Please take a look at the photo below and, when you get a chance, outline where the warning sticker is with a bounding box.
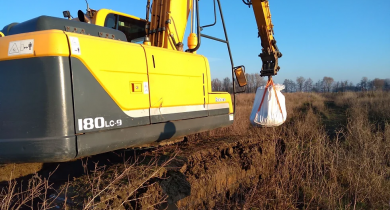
[8,39,34,56]
[69,36,81,55]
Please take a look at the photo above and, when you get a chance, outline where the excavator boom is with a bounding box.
[244,0,282,76]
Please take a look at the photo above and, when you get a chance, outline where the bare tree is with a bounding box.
[385,79,390,91]
[283,79,290,93]
[249,73,257,93]
[222,77,232,93]
[238,73,267,93]
[291,80,297,92]
[312,80,323,92]
[212,78,222,91]
[334,81,340,92]
[372,78,385,91]
[348,81,354,91]
[283,79,296,93]
[368,80,374,91]
[255,73,266,88]
[304,78,313,92]
[296,77,305,92]
[360,77,369,91]
[341,80,349,92]
[213,73,266,93]
[322,77,334,92]
[244,73,252,93]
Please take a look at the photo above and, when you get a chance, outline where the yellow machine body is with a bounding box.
[0,17,233,163]
[68,32,233,119]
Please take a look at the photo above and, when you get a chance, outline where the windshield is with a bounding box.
[105,14,146,43]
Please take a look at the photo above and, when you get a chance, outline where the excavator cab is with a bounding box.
[104,13,146,43]
[65,8,148,44]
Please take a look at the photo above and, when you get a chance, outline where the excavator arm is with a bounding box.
[147,0,193,50]
[244,0,282,76]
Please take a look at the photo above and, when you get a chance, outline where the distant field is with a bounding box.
[1,91,389,209]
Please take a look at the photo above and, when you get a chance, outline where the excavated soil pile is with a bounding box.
[147,137,278,209]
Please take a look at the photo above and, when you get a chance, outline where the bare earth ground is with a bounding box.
[1,91,389,210]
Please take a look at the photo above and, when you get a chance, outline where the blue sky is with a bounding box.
[1,0,389,84]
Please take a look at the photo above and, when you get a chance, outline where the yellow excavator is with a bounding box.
[0,0,282,163]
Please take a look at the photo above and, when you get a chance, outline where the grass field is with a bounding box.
[207,91,390,209]
[1,91,389,209]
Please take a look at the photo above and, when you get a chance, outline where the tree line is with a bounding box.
[211,74,390,93]
[283,76,390,93]
[211,73,267,93]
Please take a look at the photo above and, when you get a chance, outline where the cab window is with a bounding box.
[104,13,146,43]
[104,13,117,30]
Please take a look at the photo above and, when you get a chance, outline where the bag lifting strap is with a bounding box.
[256,77,284,119]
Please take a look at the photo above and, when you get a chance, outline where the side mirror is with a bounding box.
[63,11,72,20]
[234,66,247,87]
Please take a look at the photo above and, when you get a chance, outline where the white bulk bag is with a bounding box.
[250,80,287,127]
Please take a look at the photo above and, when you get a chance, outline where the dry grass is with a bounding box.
[1,91,389,209]
[195,91,390,209]
[190,92,327,139]
[1,166,61,210]
[65,154,175,209]
[0,154,176,210]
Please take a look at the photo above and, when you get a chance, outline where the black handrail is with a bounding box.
[216,0,237,114]
[201,0,217,29]
[188,0,240,114]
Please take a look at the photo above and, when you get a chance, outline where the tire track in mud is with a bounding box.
[0,136,279,209]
